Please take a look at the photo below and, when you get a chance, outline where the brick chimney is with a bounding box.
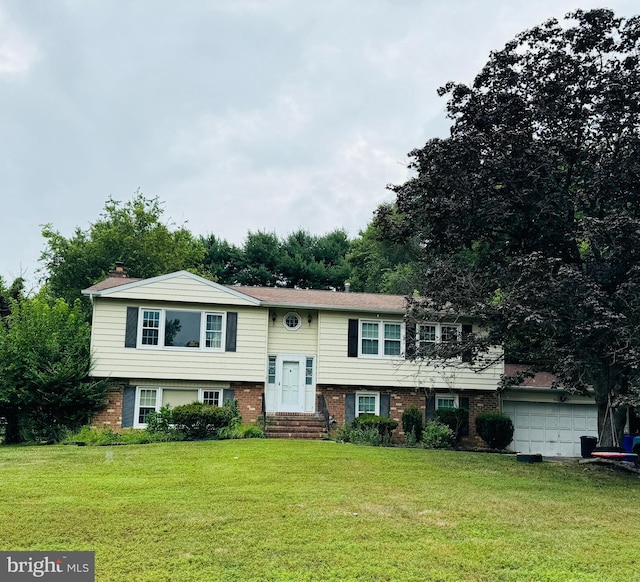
[111,262,128,278]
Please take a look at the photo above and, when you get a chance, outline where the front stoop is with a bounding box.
[264,413,328,440]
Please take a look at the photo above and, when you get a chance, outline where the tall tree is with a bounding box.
[40,193,206,312]
[0,276,24,321]
[388,9,640,447]
[203,229,351,289]
[348,203,421,294]
[0,293,108,443]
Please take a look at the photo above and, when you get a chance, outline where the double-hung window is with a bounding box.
[417,323,462,357]
[138,308,225,350]
[359,320,403,357]
[356,392,380,416]
[135,387,161,427]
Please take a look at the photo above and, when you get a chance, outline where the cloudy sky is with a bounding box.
[1,0,637,290]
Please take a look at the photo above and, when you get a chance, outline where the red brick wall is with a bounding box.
[91,382,501,447]
[91,385,124,429]
[90,383,266,430]
[318,384,425,428]
[461,390,501,447]
[231,382,264,423]
[319,384,501,447]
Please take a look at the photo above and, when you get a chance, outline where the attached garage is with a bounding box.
[503,399,598,457]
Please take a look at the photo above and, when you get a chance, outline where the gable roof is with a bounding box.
[82,271,261,305]
[82,271,407,314]
[231,286,406,313]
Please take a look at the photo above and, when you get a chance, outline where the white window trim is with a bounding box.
[417,323,462,357]
[137,307,226,351]
[358,319,405,358]
[198,388,222,407]
[356,391,380,417]
[436,394,459,410]
[134,387,163,428]
[282,312,302,331]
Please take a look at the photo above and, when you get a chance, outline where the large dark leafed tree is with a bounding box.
[386,9,640,447]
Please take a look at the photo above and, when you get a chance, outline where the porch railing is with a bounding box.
[316,393,331,434]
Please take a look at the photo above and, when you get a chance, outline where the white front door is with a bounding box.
[278,358,305,413]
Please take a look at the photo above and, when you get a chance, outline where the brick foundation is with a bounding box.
[90,382,266,430]
[318,384,501,447]
[231,382,264,423]
[460,390,501,447]
[317,384,425,428]
[91,386,125,429]
[91,382,501,447]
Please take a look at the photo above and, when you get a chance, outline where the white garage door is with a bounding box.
[502,401,598,457]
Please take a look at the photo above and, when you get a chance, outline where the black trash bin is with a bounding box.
[580,435,597,458]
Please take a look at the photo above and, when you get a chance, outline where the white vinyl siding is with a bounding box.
[90,300,266,382]
[93,272,261,306]
[316,311,503,390]
[266,310,318,355]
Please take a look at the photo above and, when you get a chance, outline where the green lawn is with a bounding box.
[0,440,638,581]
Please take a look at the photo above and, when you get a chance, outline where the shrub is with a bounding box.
[218,423,265,439]
[238,425,265,439]
[145,405,174,435]
[434,407,469,441]
[172,401,239,440]
[475,413,514,450]
[336,423,388,446]
[62,426,185,446]
[422,420,455,449]
[352,414,398,439]
[402,407,424,445]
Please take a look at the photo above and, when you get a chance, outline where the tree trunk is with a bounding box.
[594,370,627,448]
[2,413,23,444]
[597,401,626,448]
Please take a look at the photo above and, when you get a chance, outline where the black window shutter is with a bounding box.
[426,393,436,421]
[121,385,136,427]
[462,324,473,363]
[459,396,470,437]
[347,319,358,357]
[226,312,238,352]
[380,393,391,417]
[345,393,356,424]
[405,323,416,358]
[125,307,138,348]
[223,388,235,404]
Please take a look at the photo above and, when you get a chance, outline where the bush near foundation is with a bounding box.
[402,407,424,445]
[172,401,239,440]
[475,413,514,450]
[434,407,468,441]
[352,414,398,439]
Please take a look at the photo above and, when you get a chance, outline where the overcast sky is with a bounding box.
[1,0,638,290]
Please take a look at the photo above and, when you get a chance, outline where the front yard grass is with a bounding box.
[0,440,638,581]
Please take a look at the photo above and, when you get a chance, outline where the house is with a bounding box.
[83,269,503,444]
